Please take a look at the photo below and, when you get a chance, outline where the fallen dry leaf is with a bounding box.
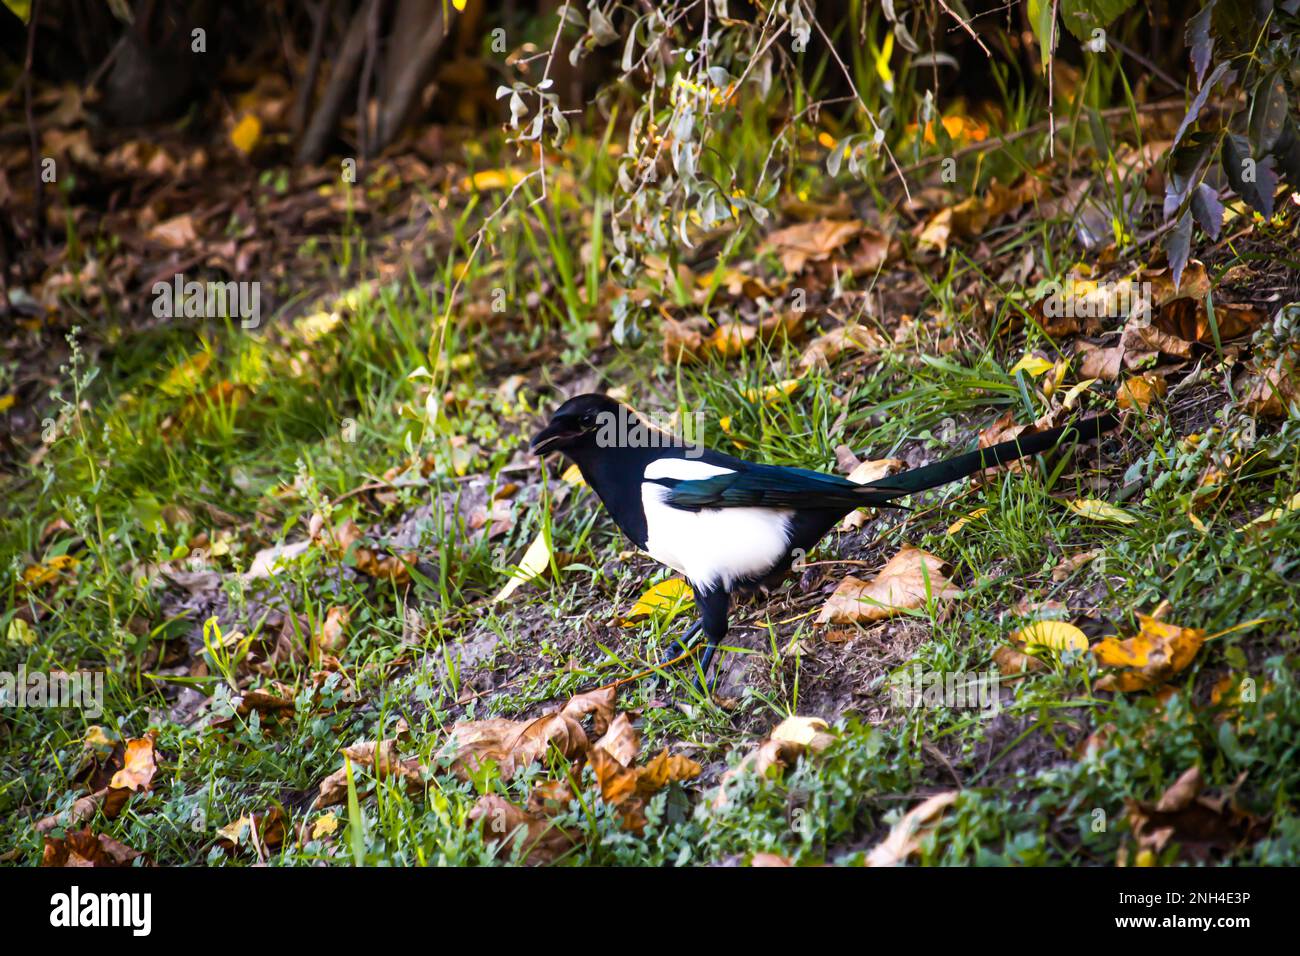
[233,686,296,718]
[993,645,1046,675]
[1243,358,1297,419]
[470,794,576,864]
[35,786,131,834]
[763,219,862,274]
[314,737,422,808]
[1117,373,1168,412]
[562,684,619,738]
[314,605,350,655]
[215,807,285,856]
[770,715,836,750]
[590,745,702,832]
[1075,341,1125,381]
[847,457,906,485]
[108,735,158,792]
[1125,770,1263,863]
[1092,614,1205,692]
[849,228,893,275]
[42,828,145,868]
[148,214,198,249]
[493,529,552,602]
[1155,765,1203,813]
[946,508,990,534]
[798,323,886,371]
[1051,548,1103,581]
[817,546,960,625]
[1154,297,1265,346]
[443,711,588,782]
[866,791,959,866]
[321,519,416,584]
[592,712,640,765]
[713,716,835,810]
[661,314,705,364]
[19,554,79,593]
[918,175,1044,253]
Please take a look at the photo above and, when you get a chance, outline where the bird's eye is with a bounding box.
[579,413,597,429]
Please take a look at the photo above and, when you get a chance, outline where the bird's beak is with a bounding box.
[530,421,579,456]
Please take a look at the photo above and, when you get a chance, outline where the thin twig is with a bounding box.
[935,0,991,57]
[1108,37,1181,92]
[809,10,912,202]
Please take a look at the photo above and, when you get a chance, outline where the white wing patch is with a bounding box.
[640,461,792,591]
[643,458,735,481]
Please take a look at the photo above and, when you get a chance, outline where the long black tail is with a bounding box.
[860,413,1118,503]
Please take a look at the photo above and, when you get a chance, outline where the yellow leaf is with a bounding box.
[1066,499,1137,524]
[1117,373,1167,412]
[85,725,117,750]
[6,618,36,645]
[1009,354,1055,378]
[946,507,989,534]
[21,554,79,591]
[741,378,802,404]
[493,530,552,602]
[295,311,342,343]
[1242,490,1300,529]
[230,114,262,154]
[0,393,16,412]
[161,352,211,396]
[620,578,693,626]
[561,463,586,487]
[1092,615,1205,692]
[109,736,158,792]
[770,716,834,751]
[464,168,525,191]
[1013,619,1088,652]
[1061,378,1097,408]
[312,813,340,839]
[874,31,895,90]
[914,115,989,145]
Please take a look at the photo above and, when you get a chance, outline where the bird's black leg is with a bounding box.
[659,618,703,666]
[652,587,731,696]
[689,587,731,695]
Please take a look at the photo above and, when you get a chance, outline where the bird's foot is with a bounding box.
[655,640,719,700]
[660,640,687,666]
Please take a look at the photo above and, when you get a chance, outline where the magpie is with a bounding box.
[531,393,1116,690]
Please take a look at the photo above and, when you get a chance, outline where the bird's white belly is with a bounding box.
[640,482,792,591]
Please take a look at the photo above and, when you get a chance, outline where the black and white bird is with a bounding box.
[531,393,1116,689]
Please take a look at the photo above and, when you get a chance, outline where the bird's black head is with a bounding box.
[530,393,624,458]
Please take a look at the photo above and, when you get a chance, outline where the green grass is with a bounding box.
[4,49,1300,867]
